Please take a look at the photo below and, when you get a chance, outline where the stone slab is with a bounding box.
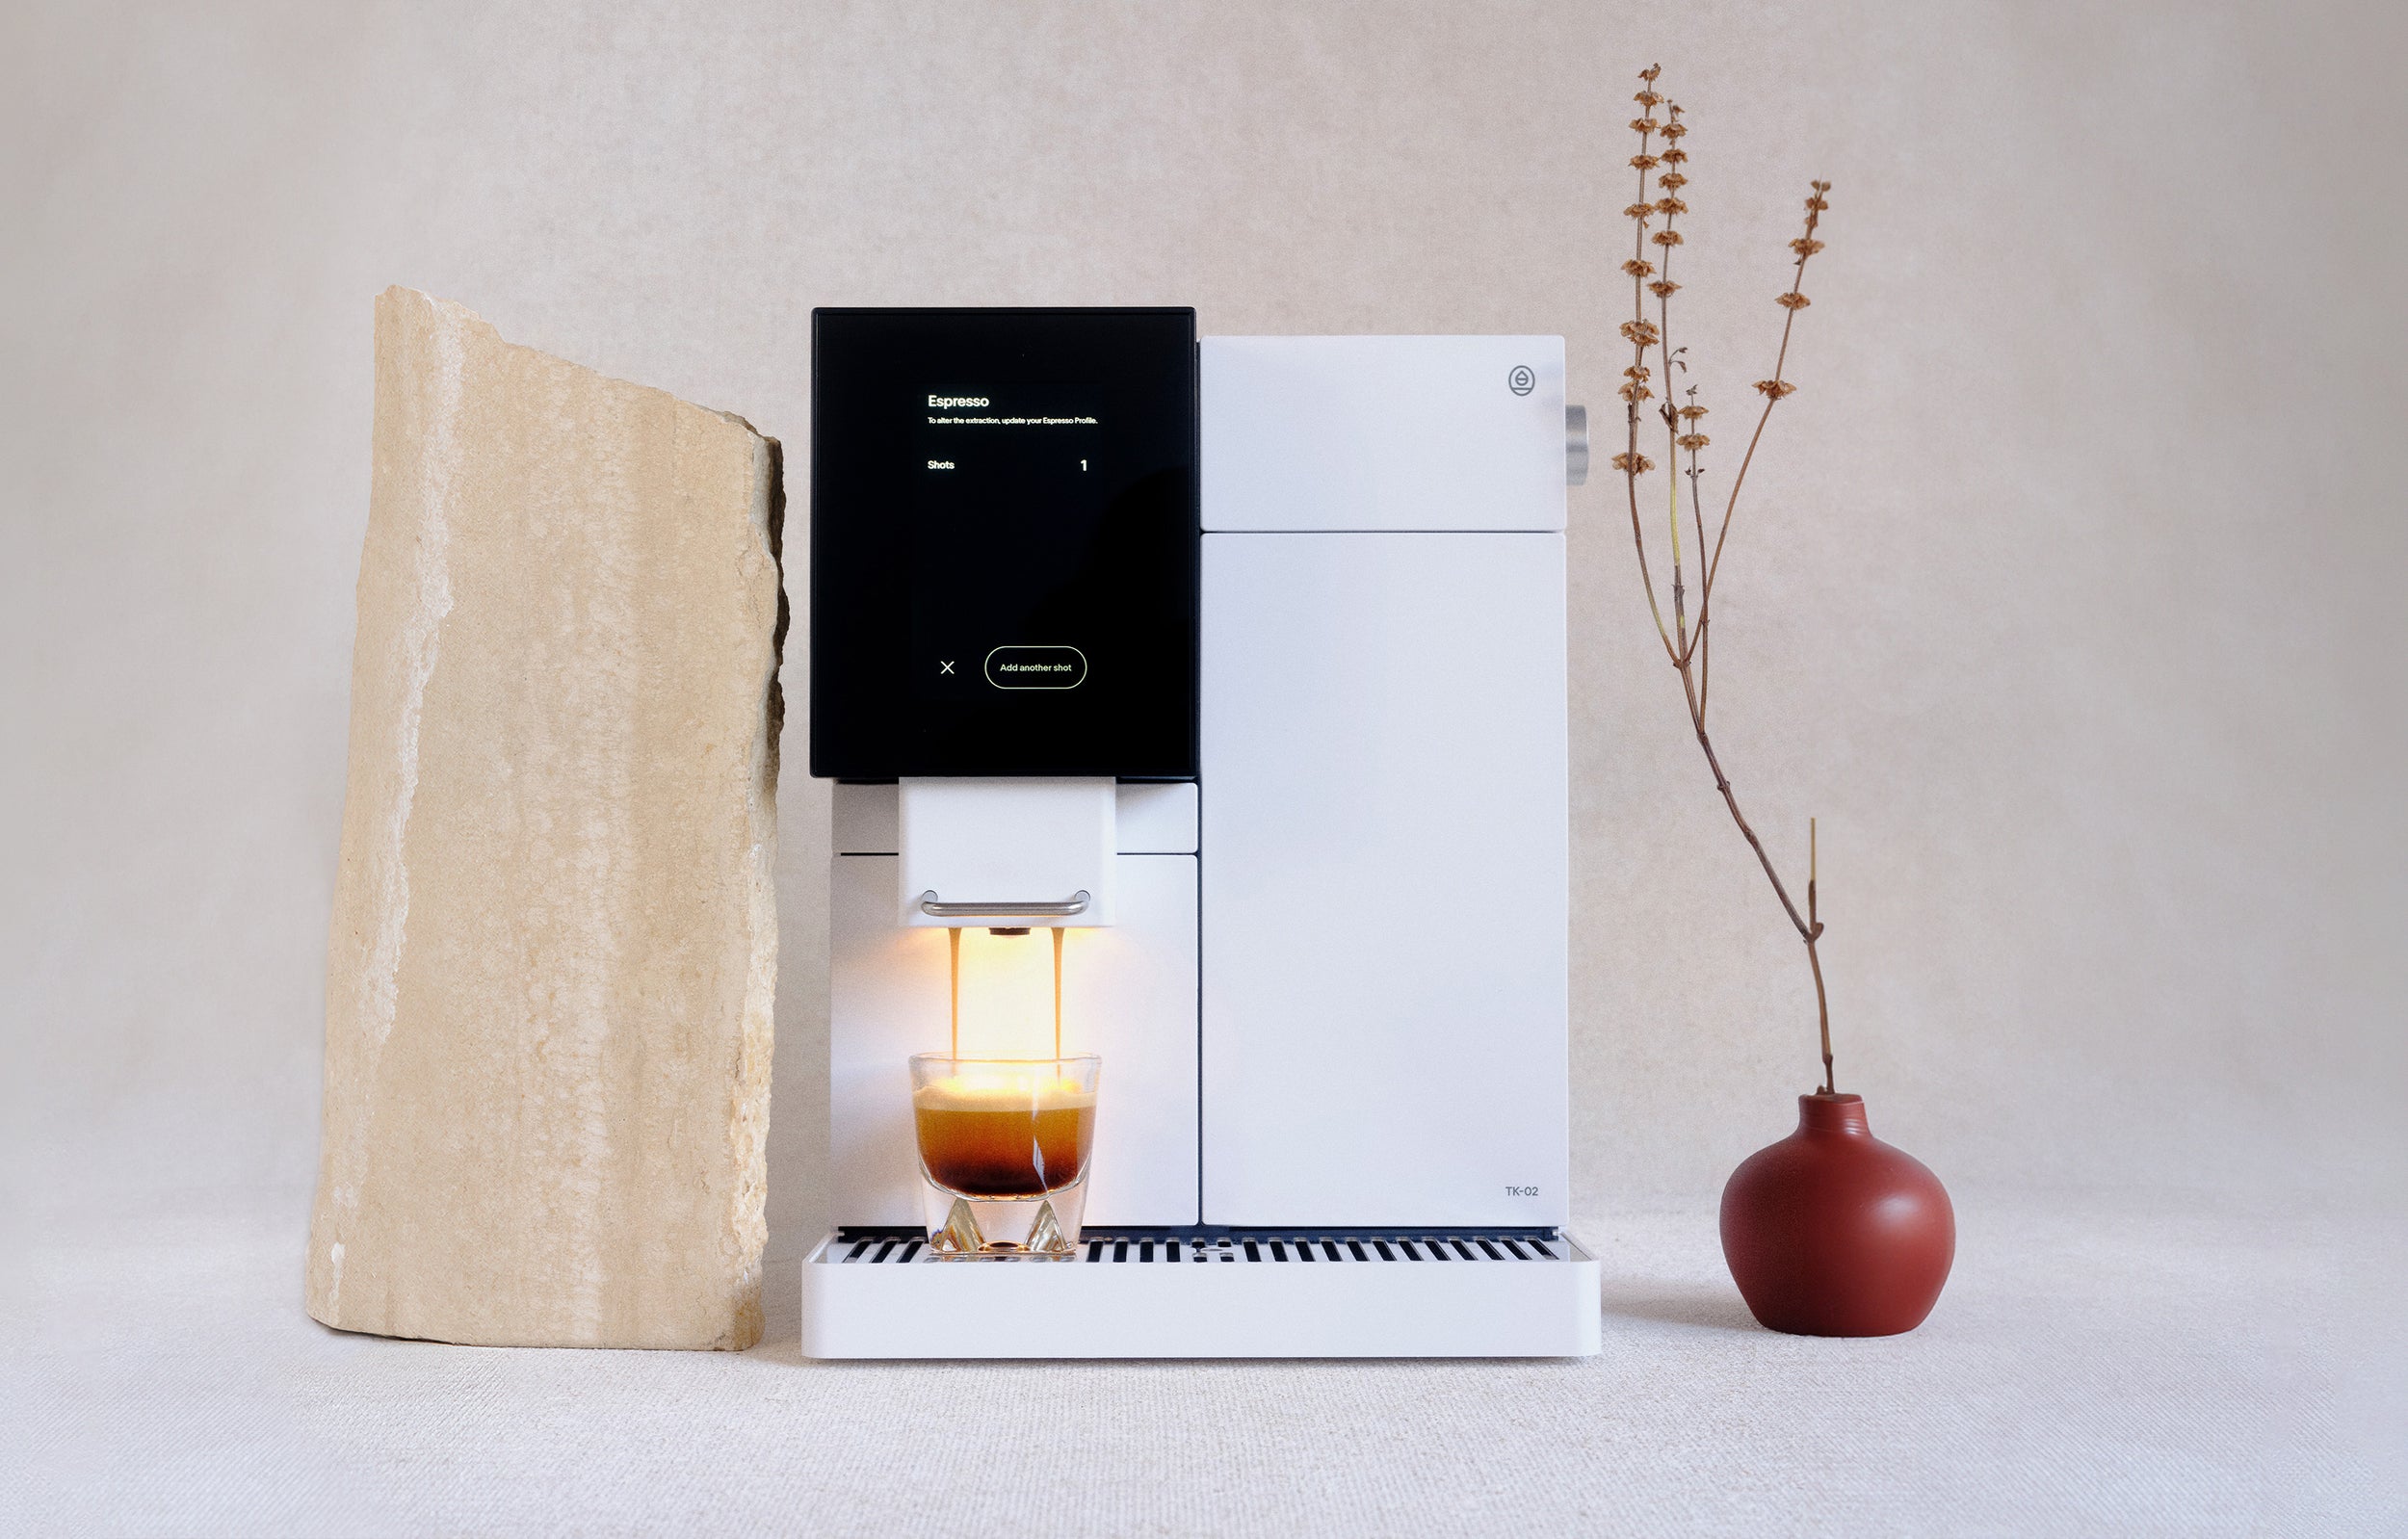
[305,288,783,1349]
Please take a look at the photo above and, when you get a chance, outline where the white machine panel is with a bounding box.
[1200,335,1567,533]
[1112,781,1198,853]
[898,777,1116,926]
[832,781,903,855]
[829,852,1200,1227]
[833,780,1195,856]
[1200,531,1569,1228]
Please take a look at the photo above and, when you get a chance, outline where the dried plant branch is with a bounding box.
[1677,389,1713,715]
[1616,66,1678,665]
[1810,817,1830,1094]
[1653,103,1691,653]
[1694,183,1830,664]
[1612,66,1837,1094]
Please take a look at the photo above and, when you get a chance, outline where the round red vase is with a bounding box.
[1719,1092,1953,1337]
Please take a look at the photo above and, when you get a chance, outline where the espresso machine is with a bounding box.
[798,308,1599,1357]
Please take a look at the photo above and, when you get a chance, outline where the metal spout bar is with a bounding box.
[917,889,1091,919]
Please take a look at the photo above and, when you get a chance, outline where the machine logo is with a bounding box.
[1506,364,1536,395]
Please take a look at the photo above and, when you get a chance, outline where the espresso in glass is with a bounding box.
[908,1054,1099,1256]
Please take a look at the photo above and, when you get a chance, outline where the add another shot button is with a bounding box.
[983,645,1087,690]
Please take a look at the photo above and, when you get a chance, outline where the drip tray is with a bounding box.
[800,1227,1601,1359]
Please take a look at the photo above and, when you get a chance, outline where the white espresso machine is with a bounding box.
[798,308,1599,1358]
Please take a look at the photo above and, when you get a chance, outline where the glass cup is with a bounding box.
[909,1053,1100,1258]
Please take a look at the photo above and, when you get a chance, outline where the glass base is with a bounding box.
[920,1179,1088,1260]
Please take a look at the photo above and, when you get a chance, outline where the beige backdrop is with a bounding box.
[5,0,2402,1266]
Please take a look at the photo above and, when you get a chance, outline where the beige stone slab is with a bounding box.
[305,288,783,1349]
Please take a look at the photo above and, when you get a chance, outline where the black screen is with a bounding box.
[809,308,1198,779]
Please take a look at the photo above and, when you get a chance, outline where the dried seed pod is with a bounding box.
[1753,378,1798,400]
[1776,292,1812,310]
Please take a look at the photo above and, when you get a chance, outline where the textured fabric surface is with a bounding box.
[8,1192,2399,1536]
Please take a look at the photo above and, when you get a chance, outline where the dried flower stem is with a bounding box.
[1684,404,1714,717]
[1656,107,1688,655]
[1618,70,1678,664]
[1614,66,1836,1093]
[1811,818,1830,1093]
[1695,182,1829,679]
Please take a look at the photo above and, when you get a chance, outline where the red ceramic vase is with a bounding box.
[1719,1092,1953,1337]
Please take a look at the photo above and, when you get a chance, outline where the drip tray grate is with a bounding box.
[828,1229,1570,1265]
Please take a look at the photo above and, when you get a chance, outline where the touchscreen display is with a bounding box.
[810,309,1197,779]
